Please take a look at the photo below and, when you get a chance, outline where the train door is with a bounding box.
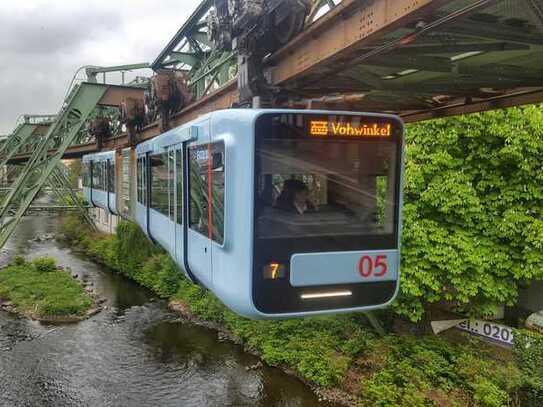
[186,132,212,287]
[172,145,184,269]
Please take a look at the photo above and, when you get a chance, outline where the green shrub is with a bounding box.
[513,330,543,404]
[0,258,93,317]
[12,255,26,266]
[32,256,57,273]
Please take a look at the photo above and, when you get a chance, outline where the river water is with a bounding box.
[0,215,338,407]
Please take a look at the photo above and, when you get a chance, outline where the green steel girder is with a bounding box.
[0,115,56,164]
[0,124,38,166]
[189,51,237,98]
[0,82,108,249]
[189,31,212,49]
[48,164,96,231]
[168,52,202,67]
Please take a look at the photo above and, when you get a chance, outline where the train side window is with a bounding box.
[137,158,141,203]
[188,142,225,244]
[107,160,115,193]
[210,142,225,245]
[101,162,107,191]
[91,162,99,190]
[150,153,170,217]
[82,163,89,188]
[143,156,147,206]
[175,149,183,224]
[189,145,209,237]
[168,150,175,221]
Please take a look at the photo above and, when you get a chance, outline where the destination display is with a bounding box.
[309,120,393,137]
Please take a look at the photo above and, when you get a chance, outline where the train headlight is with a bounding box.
[300,291,353,300]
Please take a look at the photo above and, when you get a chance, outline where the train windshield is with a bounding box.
[255,113,401,246]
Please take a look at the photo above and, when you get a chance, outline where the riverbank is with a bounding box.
[59,215,543,407]
[0,256,98,322]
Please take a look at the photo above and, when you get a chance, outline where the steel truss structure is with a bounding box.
[0,84,109,248]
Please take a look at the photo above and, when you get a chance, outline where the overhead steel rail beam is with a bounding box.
[264,0,543,115]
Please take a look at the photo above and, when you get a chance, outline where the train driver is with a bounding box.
[275,179,316,215]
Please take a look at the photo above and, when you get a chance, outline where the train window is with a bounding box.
[137,158,141,203]
[168,150,175,221]
[137,157,144,205]
[149,153,171,217]
[175,149,183,224]
[107,160,115,193]
[189,145,209,237]
[82,162,90,188]
[91,162,100,190]
[211,142,225,244]
[189,142,225,244]
[101,162,107,191]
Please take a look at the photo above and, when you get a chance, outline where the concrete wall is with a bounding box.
[91,207,119,235]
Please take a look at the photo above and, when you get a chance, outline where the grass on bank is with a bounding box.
[0,256,93,318]
[60,215,543,407]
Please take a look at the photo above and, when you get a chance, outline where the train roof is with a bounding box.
[82,149,115,162]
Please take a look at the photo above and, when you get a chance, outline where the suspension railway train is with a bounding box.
[82,109,404,319]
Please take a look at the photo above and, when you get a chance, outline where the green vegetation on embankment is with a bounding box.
[60,216,543,406]
[0,256,94,319]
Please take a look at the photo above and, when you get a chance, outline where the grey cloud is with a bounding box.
[0,0,200,134]
[0,7,121,56]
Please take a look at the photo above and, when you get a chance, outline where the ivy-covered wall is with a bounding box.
[398,106,543,322]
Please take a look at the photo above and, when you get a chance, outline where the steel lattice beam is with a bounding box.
[0,83,107,249]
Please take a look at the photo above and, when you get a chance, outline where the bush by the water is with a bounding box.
[0,257,93,317]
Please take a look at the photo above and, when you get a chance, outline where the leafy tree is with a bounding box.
[397,106,543,321]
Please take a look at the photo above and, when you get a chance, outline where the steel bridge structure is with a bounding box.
[1,0,543,248]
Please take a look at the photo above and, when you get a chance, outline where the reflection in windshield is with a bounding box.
[256,138,398,239]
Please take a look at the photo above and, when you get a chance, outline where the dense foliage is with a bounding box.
[0,256,93,317]
[399,106,543,321]
[61,216,543,406]
[514,330,543,404]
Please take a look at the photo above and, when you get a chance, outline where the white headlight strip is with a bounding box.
[300,290,352,300]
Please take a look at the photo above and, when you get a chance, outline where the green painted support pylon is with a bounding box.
[0,83,108,249]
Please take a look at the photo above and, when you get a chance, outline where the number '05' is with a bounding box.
[359,256,388,278]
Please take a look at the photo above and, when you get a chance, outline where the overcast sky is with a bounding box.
[0,0,201,134]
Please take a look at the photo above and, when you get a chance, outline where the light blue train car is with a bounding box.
[129,109,404,319]
[82,150,118,215]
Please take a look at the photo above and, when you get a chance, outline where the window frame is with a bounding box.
[188,141,225,246]
[175,148,183,225]
[149,152,171,217]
